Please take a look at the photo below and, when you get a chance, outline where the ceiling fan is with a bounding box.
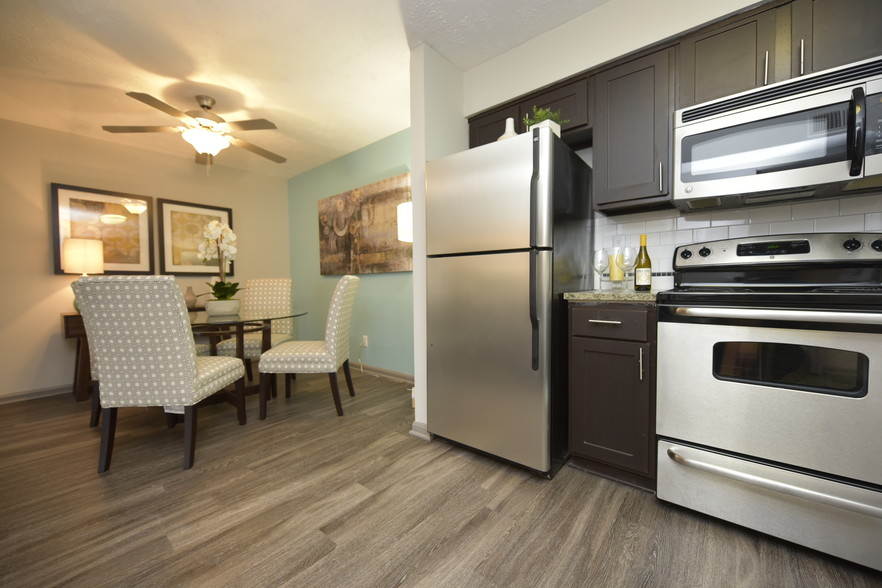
[102,92,286,165]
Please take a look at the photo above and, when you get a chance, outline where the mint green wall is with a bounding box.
[287,129,413,376]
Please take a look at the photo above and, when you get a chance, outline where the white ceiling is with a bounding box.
[0,0,610,179]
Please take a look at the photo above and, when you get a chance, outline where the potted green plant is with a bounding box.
[196,220,242,315]
[523,105,570,136]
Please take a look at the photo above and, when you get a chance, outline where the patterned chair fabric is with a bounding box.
[258,275,360,417]
[215,278,294,359]
[72,275,246,471]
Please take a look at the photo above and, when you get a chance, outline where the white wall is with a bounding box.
[0,118,289,402]
[409,44,469,437]
[463,0,762,116]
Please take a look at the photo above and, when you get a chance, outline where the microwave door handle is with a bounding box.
[847,87,866,176]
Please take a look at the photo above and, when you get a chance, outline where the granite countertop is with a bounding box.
[564,290,658,302]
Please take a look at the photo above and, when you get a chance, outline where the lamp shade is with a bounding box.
[181,127,231,156]
[62,238,104,275]
[397,201,413,243]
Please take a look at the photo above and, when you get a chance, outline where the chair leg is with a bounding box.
[259,372,270,420]
[285,373,292,399]
[245,358,254,382]
[183,405,197,470]
[89,381,101,427]
[98,407,118,473]
[235,375,247,426]
[271,372,277,399]
[343,360,356,397]
[166,412,179,428]
[328,372,344,416]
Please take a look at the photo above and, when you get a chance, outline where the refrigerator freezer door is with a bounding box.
[427,250,552,472]
[426,132,545,255]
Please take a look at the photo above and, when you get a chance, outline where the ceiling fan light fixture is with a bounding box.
[181,127,231,156]
[120,198,147,214]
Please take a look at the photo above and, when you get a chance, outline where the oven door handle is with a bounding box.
[667,447,882,519]
[671,306,882,325]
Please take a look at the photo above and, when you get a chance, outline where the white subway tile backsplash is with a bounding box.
[710,209,749,226]
[814,214,865,232]
[676,213,711,229]
[839,193,882,215]
[728,223,771,238]
[791,199,840,220]
[866,213,882,231]
[769,219,814,233]
[694,227,730,241]
[749,205,791,223]
[645,217,675,233]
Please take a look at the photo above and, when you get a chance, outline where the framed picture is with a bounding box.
[318,172,412,275]
[51,183,154,274]
[158,199,234,276]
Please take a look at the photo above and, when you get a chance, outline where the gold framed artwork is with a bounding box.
[51,183,154,274]
[158,199,234,276]
[318,172,412,275]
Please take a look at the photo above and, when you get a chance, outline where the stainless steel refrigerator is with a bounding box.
[426,126,593,477]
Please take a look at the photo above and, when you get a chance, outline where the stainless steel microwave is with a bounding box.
[673,57,882,212]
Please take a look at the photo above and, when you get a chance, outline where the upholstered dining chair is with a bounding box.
[258,275,360,419]
[72,275,246,472]
[215,278,294,380]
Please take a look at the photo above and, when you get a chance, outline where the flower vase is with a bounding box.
[184,286,197,309]
[528,119,561,137]
[497,117,518,141]
[205,299,240,316]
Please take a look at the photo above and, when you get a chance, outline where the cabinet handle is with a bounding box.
[763,50,769,85]
[587,319,622,325]
[799,39,805,76]
[658,161,663,193]
[639,347,644,381]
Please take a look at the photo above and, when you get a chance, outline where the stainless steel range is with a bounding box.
[656,232,882,571]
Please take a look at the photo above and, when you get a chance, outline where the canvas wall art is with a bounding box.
[318,173,412,275]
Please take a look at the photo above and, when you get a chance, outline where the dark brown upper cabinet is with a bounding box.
[791,0,882,76]
[592,48,674,214]
[468,76,590,149]
[679,5,790,109]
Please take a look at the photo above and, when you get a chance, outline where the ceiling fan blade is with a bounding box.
[226,119,278,131]
[125,91,198,124]
[229,136,287,163]
[102,125,181,133]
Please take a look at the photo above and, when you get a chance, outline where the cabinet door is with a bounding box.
[569,337,652,476]
[592,48,672,212]
[519,77,590,140]
[792,0,882,76]
[468,104,520,148]
[679,8,784,108]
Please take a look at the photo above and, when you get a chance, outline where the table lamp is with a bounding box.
[62,238,104,311]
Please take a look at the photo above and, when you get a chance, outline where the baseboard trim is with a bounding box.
[356,363,414,386]
[0,386,71,405]
[410,420,430,441]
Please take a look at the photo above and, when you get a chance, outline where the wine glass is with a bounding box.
[615,246,639,288]
[592,248,609,288]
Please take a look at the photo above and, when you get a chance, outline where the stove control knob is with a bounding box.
[680,249,693,260]
[872,239,882,252]
[699,247,712,257]
[843,238,862,252]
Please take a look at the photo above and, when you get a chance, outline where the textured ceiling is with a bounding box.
[0,0,610,179]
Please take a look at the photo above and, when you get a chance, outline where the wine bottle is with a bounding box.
[634,234,652,291]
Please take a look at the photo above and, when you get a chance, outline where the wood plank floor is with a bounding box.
[1,372,880,587]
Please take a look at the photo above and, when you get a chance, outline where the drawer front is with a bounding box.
[570,305,648,341]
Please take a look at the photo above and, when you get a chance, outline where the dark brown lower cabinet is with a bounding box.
[568,303,657,490]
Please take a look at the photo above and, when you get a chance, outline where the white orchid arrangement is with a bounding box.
[196,220,241,300]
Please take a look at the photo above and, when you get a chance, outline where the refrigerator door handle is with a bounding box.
[529,249,540,370]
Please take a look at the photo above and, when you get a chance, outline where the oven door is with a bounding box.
[657,305,882,487]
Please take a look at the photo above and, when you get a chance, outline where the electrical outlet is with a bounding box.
[361,335,368,347]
